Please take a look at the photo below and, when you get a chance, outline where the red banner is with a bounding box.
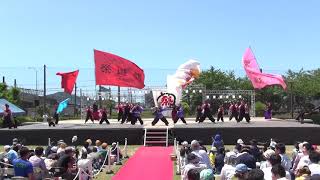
[56,70,79,94]
[94,49,145,89]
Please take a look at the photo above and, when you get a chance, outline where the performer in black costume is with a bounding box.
[131,104,144,125]
[217,105,224,122]
[238,101,250,123]
[229,102,238,121]
[151,106,169,126]
[195,105,202,122]
[199,101,215,123]
[117,103,124,122]
[121,103,131,124]
[85,106,94,123]
[99,108,110,124]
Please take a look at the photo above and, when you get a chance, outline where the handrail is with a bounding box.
[143,128,147,146]
[166,127,169,147]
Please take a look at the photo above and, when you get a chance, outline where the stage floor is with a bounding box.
[8,117,318,130]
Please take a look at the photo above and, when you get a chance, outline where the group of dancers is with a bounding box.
[83,100,255,126]
[195,100,251,123]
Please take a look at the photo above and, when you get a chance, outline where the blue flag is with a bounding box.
[56,98,70,114]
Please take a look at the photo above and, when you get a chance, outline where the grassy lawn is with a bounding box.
[173,145,294,180]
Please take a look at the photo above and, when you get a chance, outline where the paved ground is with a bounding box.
[9,117,318,130]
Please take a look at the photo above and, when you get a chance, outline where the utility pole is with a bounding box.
[14,79,17,88]
[43,65,47,115]
[118,86,120,105]
[290,82,294,119]
[80,89,82,120]
[99,85,102,108]
[74,83,77,117]
[2,76,5,84]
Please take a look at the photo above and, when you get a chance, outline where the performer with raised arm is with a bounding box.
[99,107,110,124]
[131,103,144,125]
[195,104,202,122]
[85,105,94,124]
[199,101,215,123]
[217,105,224,122]
[151,105,169,126]
[116,103,124,122]
[229,102,238,121]
[174,104,187,125]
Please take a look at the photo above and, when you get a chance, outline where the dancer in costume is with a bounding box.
[171,105,178,123]
[217,105,224,122]
[121,103,131,124]
[229,102,239,121]
[195,105,202,122]
[151,106,169,126]
[99,107,110,124]
[199,101,215,123]
[131,103,144,125]
[116,103,124,122]
[174,104,187,125]
[264,102,272,119]
[85,106,94,123]
[244,103,251,123]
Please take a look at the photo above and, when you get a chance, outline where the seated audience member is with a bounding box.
[271,164,287,180]
[86,139,93,153]
[191,140,212,169]
[291,141,301,165]
[182,153,207,180]
[111,142,123,163]
[209,147,217,168]
[88,146,101,169]
[180,141,191,168]
[215,147,225,174]
[57,142,67,156]
[247,169,264,180]
[200,169,214,180]
[310,174,320,180]
[262,154,290,180]
[212,134,224,150]
[236,147,256,169]
[29,146,48,179]
[293,142,312,173]
[249,139,261,162]
[234,164,250,180]
[55,148,77,180]
[82,141,91,155]
[220,152,237,180]
[95,140,102,152]
[7,144,19,164]
[199,140,208,152]
[188,168,201,180]
[13,147,34,179]
[308,151,320,175]
[78,152,93,180]
[234,139,244,154]
[44,153,59,170]
[99,143,108,164]
[296,166,311,180]
[275,143,292,171]
[260,149,275,170]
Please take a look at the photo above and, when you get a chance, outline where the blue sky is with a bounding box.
[0,0,319,95]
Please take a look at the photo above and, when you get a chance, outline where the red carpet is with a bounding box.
[112,146,173,180]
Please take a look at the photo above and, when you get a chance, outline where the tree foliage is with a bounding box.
[0,83,21,105]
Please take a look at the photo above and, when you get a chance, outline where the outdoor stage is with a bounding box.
[0,117,319,145]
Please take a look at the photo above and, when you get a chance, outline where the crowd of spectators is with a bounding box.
[0,137,123,180]
[179,134,320,180]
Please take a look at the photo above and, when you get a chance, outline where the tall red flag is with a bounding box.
[94,49,145,89]
[56,70,79,94]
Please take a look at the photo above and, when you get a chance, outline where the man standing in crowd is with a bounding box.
[199,101,215,123]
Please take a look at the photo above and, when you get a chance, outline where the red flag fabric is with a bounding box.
[56,70,79,94]
[94,49,145,89]
[242,48,287,90]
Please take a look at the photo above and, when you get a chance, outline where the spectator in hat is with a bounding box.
[221,151,237,180]
[234,164,250,180]
[6,144,19,164]
[200,169,214,180]
[182,153,207,180]
[260,149,275,170]
[212,134,224,150]
[191,140,212,169]
[188,168,201,180]
[111,142,122,163]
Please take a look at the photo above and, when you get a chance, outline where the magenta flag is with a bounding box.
[242,48,287,90]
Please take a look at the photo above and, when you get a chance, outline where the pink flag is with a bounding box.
[242,48,287,90]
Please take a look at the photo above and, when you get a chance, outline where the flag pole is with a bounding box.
[74,83,77,117]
